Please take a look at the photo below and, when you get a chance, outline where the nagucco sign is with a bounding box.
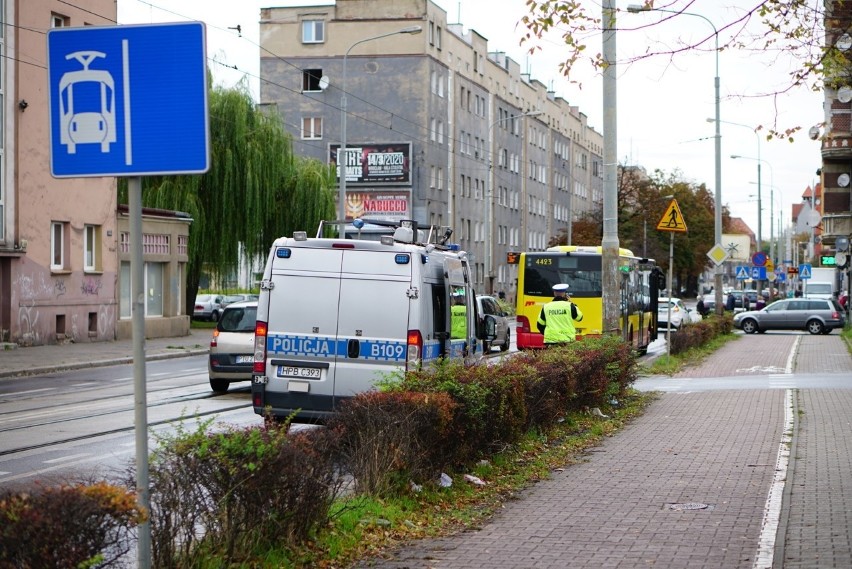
[329,142,411,185]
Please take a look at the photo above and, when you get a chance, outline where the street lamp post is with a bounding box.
[734,154,776,292]
[338,26,422,239]
[485,110,542,294]
[628,4,722,314]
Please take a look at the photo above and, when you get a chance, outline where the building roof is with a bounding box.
[728,217,755,239]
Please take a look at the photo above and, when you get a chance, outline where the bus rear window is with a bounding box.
[523,255,602,297]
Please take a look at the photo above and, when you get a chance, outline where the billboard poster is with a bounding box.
[329,142,411,185]
[344,191,410,221]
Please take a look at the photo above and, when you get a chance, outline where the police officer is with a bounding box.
[450,290,467,340]
[537,283,583,345]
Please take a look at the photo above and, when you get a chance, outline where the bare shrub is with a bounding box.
[330,391,457,495]
[142,421,344,566]
[511,349,580,428]
[0,481,144,568]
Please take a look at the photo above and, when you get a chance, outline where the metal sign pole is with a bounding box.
[130,177,152,568]
[667,231,673,358]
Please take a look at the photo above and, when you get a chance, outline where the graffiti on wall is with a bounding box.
[17,302,42,346]
[81,277,102,296]
[12,264,117,346]
[15,271,55,300]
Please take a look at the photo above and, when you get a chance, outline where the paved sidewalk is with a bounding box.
[352,333,852,569]
[0,329,211,379]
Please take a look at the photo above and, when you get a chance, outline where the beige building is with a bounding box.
[0,1,191,345]
[259,0,603,296]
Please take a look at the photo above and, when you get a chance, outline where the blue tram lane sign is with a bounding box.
[47,22,210,178]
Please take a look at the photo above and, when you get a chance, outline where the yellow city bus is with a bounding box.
[511,246,662,352]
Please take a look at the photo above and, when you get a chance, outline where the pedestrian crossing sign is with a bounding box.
[656,199,688,233]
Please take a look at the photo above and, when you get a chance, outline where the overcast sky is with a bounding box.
[117,0,825,247]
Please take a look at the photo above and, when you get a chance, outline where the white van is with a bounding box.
[250,220,492,423]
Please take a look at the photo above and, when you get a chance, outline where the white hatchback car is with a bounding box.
[657,297,702,330]
[208,301,257,393]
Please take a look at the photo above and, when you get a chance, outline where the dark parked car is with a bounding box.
[733,298,846,335]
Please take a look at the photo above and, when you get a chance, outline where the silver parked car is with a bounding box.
[733,298,846,335]
[477,295,511,352]
[208,300,257,392]
[193,293,224,321]
[221,293,259,307]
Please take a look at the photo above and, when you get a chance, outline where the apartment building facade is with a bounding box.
[0,1,191,346]
[820,0,852,273]
[259,0,603,296]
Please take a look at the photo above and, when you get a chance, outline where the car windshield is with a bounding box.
[218,306,257,332]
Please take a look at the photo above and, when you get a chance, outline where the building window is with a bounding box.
[120,261,165,319]
[429,21,435,45]
[51,221,67,270]
[302,20,324,43]
[84,224,100,272]
[436,26,442,49]
[120,262,131,318]
[302,68,323,91]
[147,262,164,317]
[301,117,322,139]
[51,12,69,28]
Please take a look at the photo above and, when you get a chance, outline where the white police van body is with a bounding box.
[251,220,491,423]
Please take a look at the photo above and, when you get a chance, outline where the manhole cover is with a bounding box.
[668,502,711,511]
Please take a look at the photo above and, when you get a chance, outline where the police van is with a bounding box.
[250,219,494,423]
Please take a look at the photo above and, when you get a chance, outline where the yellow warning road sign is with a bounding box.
[656,199,688,233]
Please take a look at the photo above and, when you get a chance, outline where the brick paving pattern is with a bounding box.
[355,391,785,569]
[776,389,852,569]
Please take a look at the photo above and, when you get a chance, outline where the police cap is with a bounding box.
[552,283,570,293]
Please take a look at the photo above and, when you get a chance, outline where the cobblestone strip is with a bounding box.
[674,334,798,378]
[775,389,852,569]
[355,391,785,569]
[792,333,852,374]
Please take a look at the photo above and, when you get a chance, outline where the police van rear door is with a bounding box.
[265,246,344,414]
[334,249,412,403]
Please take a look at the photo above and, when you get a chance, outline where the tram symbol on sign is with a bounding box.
[58,51,117,155]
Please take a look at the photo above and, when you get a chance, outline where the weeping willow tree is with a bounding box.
[119,80,335,311]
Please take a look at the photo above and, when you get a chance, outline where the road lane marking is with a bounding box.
[785,336,800,374]
[3,387,54,397]
[752,388,793,569]
[43,453,92,464]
